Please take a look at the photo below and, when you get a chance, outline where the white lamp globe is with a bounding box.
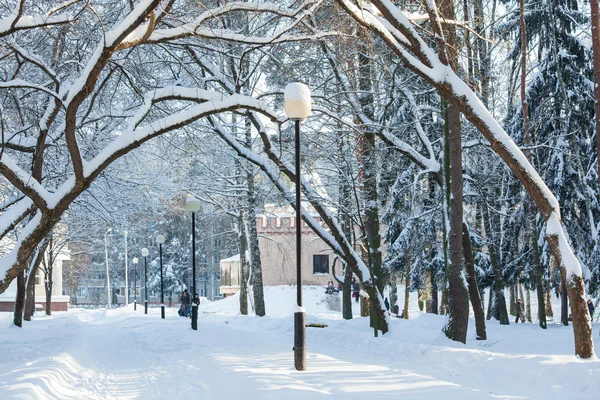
[284,83,311,121]
[141,248,149,257]
[186,196,201,212]
[156,234,165,244]
[133,257,139,264]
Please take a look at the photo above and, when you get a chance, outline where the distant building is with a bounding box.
[220,205,335,297]
[0,244,70,312]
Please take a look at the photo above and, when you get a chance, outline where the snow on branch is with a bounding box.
[546,212,583,279]
[147,0,325,43]
[0,153,52,210]
[0,197,33,240]
[0,0,78,38]
[83,90,277,180]
[0,79,64,103]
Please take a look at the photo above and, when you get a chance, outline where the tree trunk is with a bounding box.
[237,211,248,316]
[561,275,569,326]
[481,199,509,324]
[404,271,410,320]
[430,273,438,314]
[546,284,554,318]
[45,270,53,316]
[443,100,469,343]
[13,270,26,327]
[590,0,600,192]
[526,289,532,322]
[245,125,265,317]
[342,265,353,320]
[357,27,384,334]
[24,271,36,321]
[440,285,447,315]
[518,282,525,307]
[486,284,493,320]
[462,223,486,339]
[389,277,398,315]
[533,225,547,328]
[509,284,516,316]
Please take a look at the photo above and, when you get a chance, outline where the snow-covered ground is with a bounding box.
[1,286,599,399]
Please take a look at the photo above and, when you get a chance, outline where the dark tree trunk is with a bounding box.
[24,271,36,321]
[510,285,517,316]
[404,271,410,320]
[440,285,448,315]
[13,270,26,327]
[357,27,384,334]
[561,275,569,326]
[245,126,265,317]
[591,0,600,191]
[237,211,248,316]
[342,265,353,320]
[462,223,486,340]
[24,240,48,321]
[389,277,398,315]
[430,274,438,314]
[486,284,493,320]
[481,199,509,324]
[546,283,554,317]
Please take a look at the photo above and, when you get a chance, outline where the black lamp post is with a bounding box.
[142,248,149,314]
[133,257,138,310]
[156,234,166,319]
[284,82,312,371]
[186,196,201,330]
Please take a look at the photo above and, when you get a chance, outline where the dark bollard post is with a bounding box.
[157,235,166,320]
[294,311,306,370]
[192,304,198,330]
[142,248,149,314]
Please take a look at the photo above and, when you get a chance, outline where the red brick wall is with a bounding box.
[0,301,68,312]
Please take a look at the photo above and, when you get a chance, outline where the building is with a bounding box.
[220,205,335,297]
[0,244,71,312]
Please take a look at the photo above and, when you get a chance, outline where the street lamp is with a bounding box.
[284,82,311,371]
[186,196,201,330]
[104,228,112,309]
[133,257,139,311]
[124,230,129,307]
[156,234,166,319]
[142,248,149,314]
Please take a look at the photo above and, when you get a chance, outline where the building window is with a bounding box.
[79,287,88,297]
[313,255,329,275]
[276,217,281,227]
[35,271,42,285]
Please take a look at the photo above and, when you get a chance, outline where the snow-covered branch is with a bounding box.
[0,0,77,37]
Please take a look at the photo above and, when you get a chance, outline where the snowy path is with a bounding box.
[1,287,600,399]
[0,309,481,399]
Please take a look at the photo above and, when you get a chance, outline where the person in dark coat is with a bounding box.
[353,282,360,303]
[515,299,524,323]
[587,299,595,319]
[181,289,191,317]
[384,297,390,315]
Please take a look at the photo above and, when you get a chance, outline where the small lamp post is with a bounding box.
[186,196,201,330]
[124,230,129,307]
[104,228,112,309]
[156,234,166,319]
[142,248,149,314]
[284,82,311,371]
[133,257,139,311]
